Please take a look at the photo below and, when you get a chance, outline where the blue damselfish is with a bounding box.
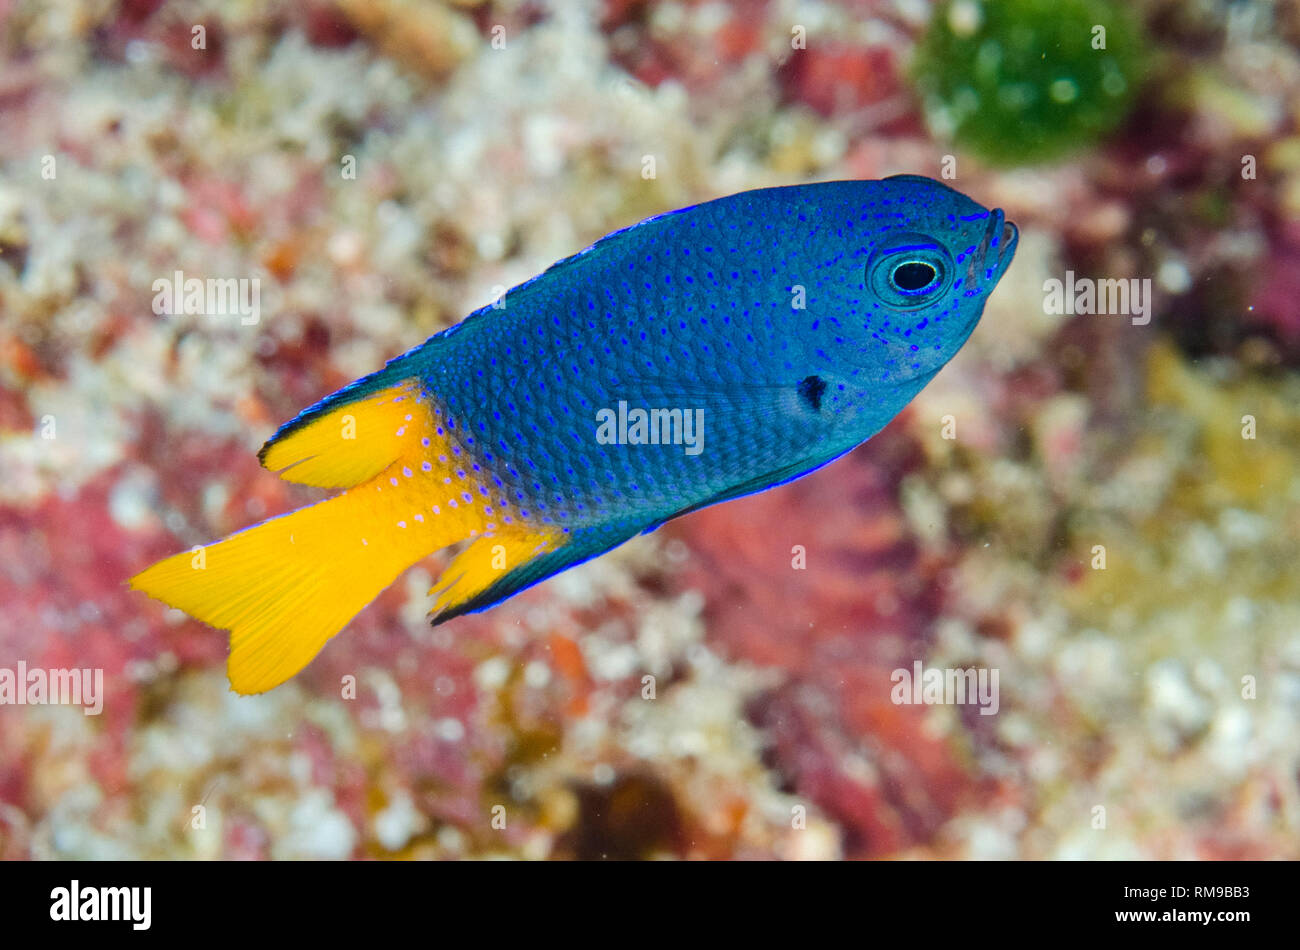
[132,175,1018,693]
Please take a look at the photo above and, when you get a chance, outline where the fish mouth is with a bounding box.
[966,209,1018,288]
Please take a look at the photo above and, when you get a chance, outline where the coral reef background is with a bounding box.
[2,0,1299,859]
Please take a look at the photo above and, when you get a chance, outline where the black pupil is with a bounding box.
[893,261,937,292]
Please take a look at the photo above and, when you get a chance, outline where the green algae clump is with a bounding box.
[912,0,1144,165]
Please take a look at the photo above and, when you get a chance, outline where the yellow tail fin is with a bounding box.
[132,378,566,693]
[130,475,446,694]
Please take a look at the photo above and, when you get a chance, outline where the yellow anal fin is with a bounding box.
[429,529,560,620]
[258,381,426,488]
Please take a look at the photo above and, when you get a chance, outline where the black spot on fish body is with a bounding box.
[797,375,828,411]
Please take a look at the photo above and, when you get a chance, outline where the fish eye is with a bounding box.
[865,237,953,309]
[891,261,939,293]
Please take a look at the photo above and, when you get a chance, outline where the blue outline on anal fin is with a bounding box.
[430,520,648,625]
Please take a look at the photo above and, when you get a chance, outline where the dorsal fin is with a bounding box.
[258,378,425,488]
[487,202,702,311]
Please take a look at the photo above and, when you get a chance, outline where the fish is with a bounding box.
[130,175,1018,694]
